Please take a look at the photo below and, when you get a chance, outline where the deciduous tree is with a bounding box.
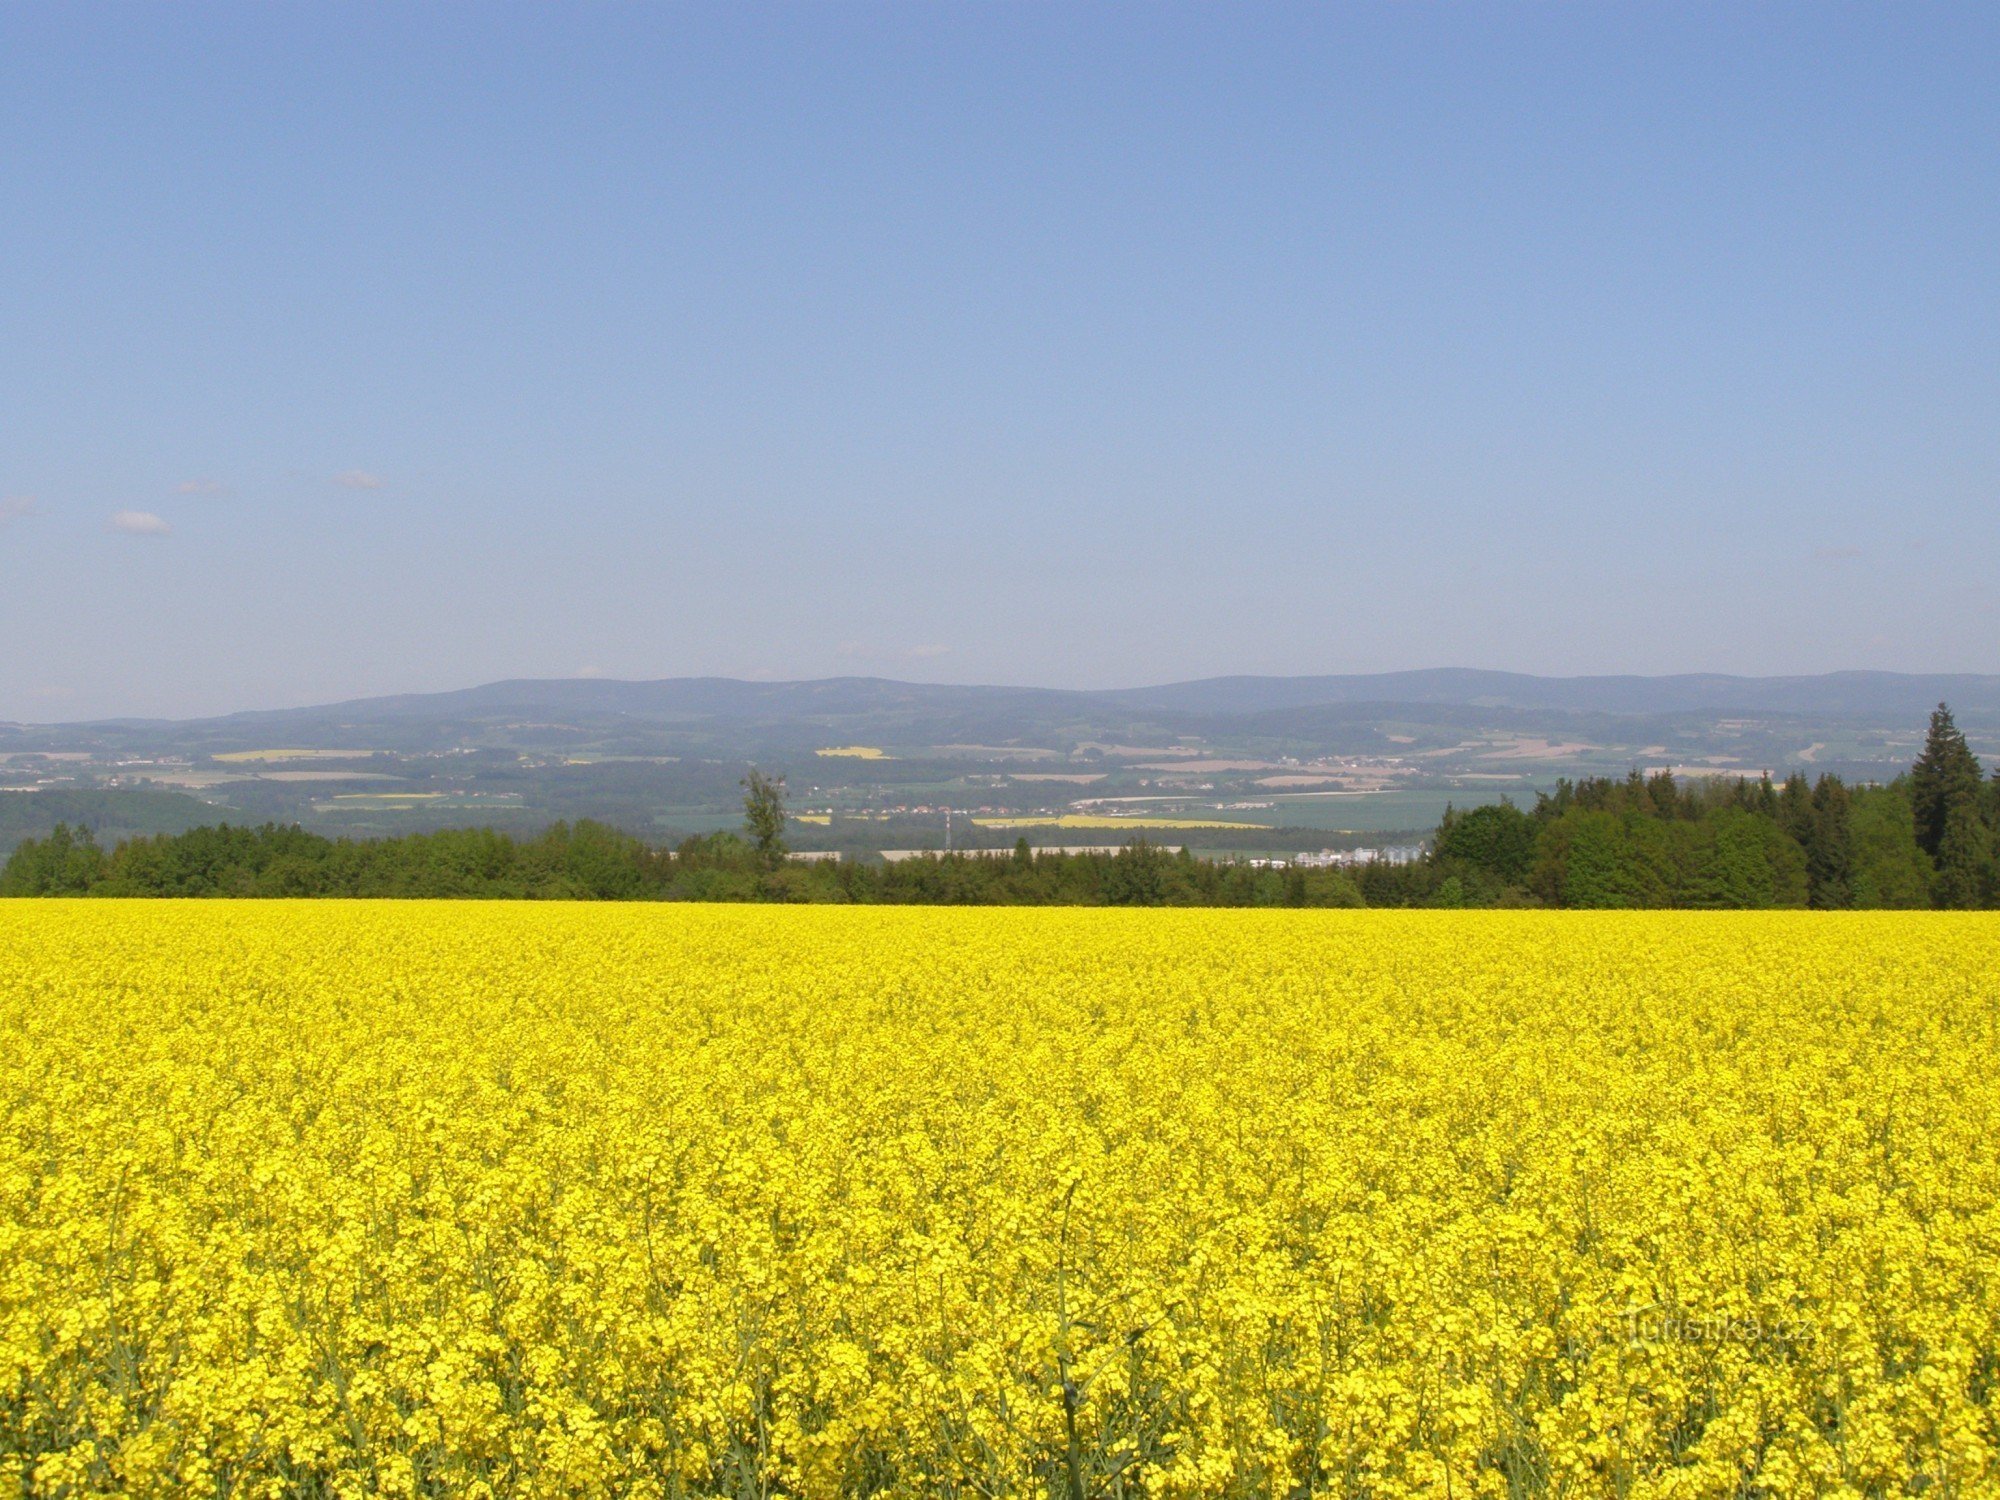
[740,768,788,870]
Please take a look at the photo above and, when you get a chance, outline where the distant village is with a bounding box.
[1245,846,1426,871]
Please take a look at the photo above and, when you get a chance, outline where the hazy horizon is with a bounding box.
[19,658,2000,727]
[6,5,1997,720]
[12,663,2000,731]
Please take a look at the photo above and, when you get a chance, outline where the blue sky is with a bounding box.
[3,4,1996,719]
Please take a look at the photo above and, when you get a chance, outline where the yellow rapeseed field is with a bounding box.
[210,751,378,763]
[3,904,1998,1497]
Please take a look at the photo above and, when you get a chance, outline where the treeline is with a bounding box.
[0,820,1371,907]
[7,704,1997,910]
[1418,703,1999,909]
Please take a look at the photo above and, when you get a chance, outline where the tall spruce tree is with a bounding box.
[1933,799,1989,909]
[1752,774,1780,820]
[1910,703,1984,860]
[1778,772,1814,843]
[1805,774,1854,910]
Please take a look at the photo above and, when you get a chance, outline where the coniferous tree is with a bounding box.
[1933,798,1988,910]
[1752,774,1780,821]
[1910,703,1983,860]
[1805,774,1854,909]
[1646,770,1687,819]
[1623,767,1649,812]
[1777,772,1814,848]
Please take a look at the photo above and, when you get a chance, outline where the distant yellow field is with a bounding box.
[211,748,375,762]
[790,813,832,824]
[974,813,1267,829]
[815,745,889,759]
[330,791,446,801]
[4,905,1996,1495]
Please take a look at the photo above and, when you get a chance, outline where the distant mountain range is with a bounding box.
[45,667,2000,734]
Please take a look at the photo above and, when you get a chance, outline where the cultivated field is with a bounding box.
[3,905,1997,1496]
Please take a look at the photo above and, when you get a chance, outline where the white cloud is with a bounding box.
[0,495,35,525]
[110,510,172,537]
[332,470,385,490]
[175,478,227,496]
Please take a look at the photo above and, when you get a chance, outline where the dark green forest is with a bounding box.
[1424,703,1997,910]
[6,705,1997,909]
